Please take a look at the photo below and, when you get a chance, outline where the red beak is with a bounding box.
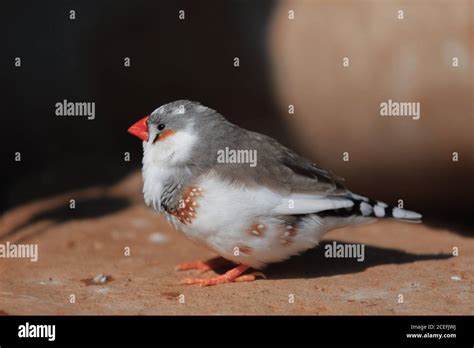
[128,116,149,141]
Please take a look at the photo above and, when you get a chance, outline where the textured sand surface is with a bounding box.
[1,173,472,315]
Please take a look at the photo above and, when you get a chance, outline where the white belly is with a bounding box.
[174,174,328,269]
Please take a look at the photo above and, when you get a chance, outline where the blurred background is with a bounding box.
[1,0,473,232]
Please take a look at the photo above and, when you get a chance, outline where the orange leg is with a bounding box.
[175,257,233,274]
[180,264,266,287]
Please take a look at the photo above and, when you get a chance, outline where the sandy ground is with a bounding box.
[0,172,472,315]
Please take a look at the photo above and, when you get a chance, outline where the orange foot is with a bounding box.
[180,264,266,287]
[175,257,233,274]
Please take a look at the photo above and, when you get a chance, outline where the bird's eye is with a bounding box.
[157,124,165,131]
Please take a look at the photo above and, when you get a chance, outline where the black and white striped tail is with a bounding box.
[349,193,422,222]
[318,193,422,222]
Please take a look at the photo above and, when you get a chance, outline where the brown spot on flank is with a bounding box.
[170,185,202,225]
[284,225,297,237]
[246,222,266,238]
[280,224,297,246]
[238,245,253,255]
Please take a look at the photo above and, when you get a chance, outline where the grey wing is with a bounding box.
[188,124,418,219]
[241,130,348,195]
[189,127,353,214]
[243,131,359,215]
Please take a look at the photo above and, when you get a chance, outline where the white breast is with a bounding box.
[187,173,282,235]
[178,173,328,269]
[141,129,197,210]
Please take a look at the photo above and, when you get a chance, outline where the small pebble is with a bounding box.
[93,274,109,284]
[81,274,113,286]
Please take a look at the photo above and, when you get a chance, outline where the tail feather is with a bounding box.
[349,193,422,222]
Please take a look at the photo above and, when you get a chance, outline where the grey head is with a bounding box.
[146,100,249,169]
[146,100,231,144]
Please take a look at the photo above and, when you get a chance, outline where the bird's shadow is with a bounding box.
[267,241,452,279]
[210,241,452,280]
[0,196,130,243]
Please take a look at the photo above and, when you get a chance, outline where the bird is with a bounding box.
[128,100,422,286]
